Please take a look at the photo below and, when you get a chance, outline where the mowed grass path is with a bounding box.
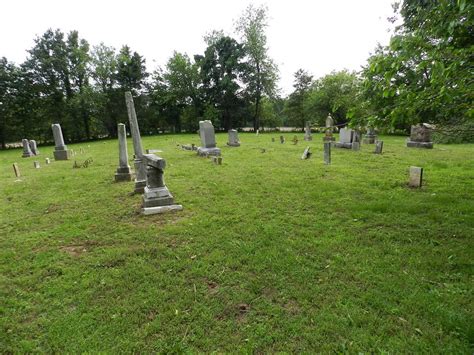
[1,133,473,352]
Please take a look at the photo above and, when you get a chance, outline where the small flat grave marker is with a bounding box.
[13,163,20,178]
[301,146,311,160]
[34,161,40,169]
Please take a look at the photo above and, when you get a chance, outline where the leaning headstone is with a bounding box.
[324,142,331,164]
[125,91,147,193]
[304,122,312,141]
[406,124,434,148]
[197,120,221,156]
[115,123,134,182]
[141,154,183,215]
[22,139,34,158]
[334,127,354,149]
[352,141,360,151]
[323,114,336,142]
[301,146,311,160]
[12,163,20,178]
[374,141,383,154]
[363,127,377,144]
[51,124,72,160]
[227,129,240,147]
[409,166,423,188]
[45,158,51,164]
[280,135,285,144]
[29,140,39,155]
[33,161,40,169]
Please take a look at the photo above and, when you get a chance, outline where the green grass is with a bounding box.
[1,133,473,352]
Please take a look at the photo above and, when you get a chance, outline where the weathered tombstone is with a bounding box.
[34,161,40,169]
[141,154,183,215]
[304,122,312,141]
[292,135,298,145]
[324,142,331,164]
[12,163,20,178]
[335,127,354,148]
[79,147,85,154]
[256,129,259,136]
[301,146,311,160]
[125,91,147,193]
[352,141,360,151]
[22,139,34,158]
[374,140,383,154]
[271,137,275,142]
[29,140,39,155]
[115,123,134,182]
[353,130,361,144]
[323,114,336,142]
[406,124,434,148]
[197,120,221,156]
[409,166,423,187]
[363,127,377,144]
[280,135,285,144]
[51,124,72,160]
[227,129,240,147]
[45,158,51,164]
[217,156,222,165]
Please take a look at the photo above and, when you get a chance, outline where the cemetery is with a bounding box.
[0,0,473,353]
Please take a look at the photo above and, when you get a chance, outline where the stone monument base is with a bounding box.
[53,149,72,160]
[304,136,312,141]
[134,180,146,194]
[334,142,352,149]
[363,136,376,144]
[22,152,34,158]
[142,186,175,208]
[142,204,183,215]
[115,167,134,182]
[197,147,221,156]
[323,136,335,142]
[227,142,240,147]
[406,141,433,149]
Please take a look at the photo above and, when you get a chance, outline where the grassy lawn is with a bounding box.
[1,132,473,352]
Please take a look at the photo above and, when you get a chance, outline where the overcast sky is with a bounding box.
[1,0,396,95]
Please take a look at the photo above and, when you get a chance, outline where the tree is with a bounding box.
[285,69,313,127]
[236,4,279,131]
[361,0,474,133]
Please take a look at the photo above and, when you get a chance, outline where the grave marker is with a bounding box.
[12,163,20,178]
[406,124,434,149]
[301,146,311,160]
[227,129,240,147]
[34,161,40,169]
[280,135,285,144]
[115,123,134,182]
[409,166,423,187]
[197,120,221,156]
[324,142,331,164]
[22,139,34,158]
[374,141,383,154]
[29,140,39,155]
[304,122,312,141]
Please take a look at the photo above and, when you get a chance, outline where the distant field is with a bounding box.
[1,133,473,352]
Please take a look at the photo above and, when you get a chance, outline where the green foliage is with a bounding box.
[284,69,314,128]
[361,0,474,132]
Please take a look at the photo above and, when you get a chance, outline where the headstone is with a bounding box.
[115,123,134,182]
[323,114,336,142]
[409,166,423,187]
[29,140,39,155]
[353,130,361,144]
[256,129,259,136]
[12,163,20,178]
[363,127,377,144]
[304,122,312,141]
[301,146,311,160]
[292,135,298,145]
[217,156,222,165]
[351,141,360,151]
[79,147,85,154]
[406,124,434,148]
[374,140,383,154]
[34,161,40,169]
[227,129,240,147]
[280,135,285,144]
[197,120,221,156]
[271,137,275,143]
[22,139,34,157]
[125,91,147,193]
[324,142,331,164]
[45,158,51,164]
[141,154,183,215]
[334,127,354,149]
[51,124,72,160]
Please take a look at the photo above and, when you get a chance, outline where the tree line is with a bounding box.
[0,1,472,148]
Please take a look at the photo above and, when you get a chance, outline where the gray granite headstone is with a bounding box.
[374,140,383,154]
[197,120,221,156]
[363,127,377,144]
[335,128,353,148]
[115,123,134,182]
[22,139,34,158]
[29,140,39,155]
[52,124,72,160]
[409,166,423,187]
[301,146,311,160]
[304,122,312,141]
[125,91,147,192]
[141,154,183,215]
[406,124,433,149]
[324,142,331,164]
[227,129,240,147]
